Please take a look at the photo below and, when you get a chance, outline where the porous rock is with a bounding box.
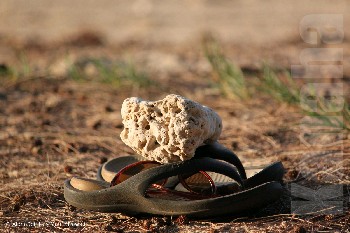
[120,94,222,163]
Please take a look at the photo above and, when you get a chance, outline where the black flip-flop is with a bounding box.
[194,142,285,189]
[64,144,284,218]
[97,142,284,190]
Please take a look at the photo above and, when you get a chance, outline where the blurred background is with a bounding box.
[1,0,349,96]
[1,0,349,44]
[0,0,349,73]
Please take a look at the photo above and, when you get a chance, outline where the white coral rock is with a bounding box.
[120,94,222,163]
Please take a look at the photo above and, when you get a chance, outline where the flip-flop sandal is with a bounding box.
[64,144,284,218]
[97,142,284,190]
[96,156,283,197]
[193,142,285,189]
[64,157,282,218]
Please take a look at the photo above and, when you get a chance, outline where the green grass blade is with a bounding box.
[203,37,248,100]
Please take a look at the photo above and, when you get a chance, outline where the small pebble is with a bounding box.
[42,119,51,126]
[93,120,102,130]
[99,157,108,164]
[231,141,239,150]
[64,165,73,173]
[33,138,43,147]
[105,105,115,112]
[79,145,88,153]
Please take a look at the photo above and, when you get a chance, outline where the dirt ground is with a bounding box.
[1,1,350,232]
